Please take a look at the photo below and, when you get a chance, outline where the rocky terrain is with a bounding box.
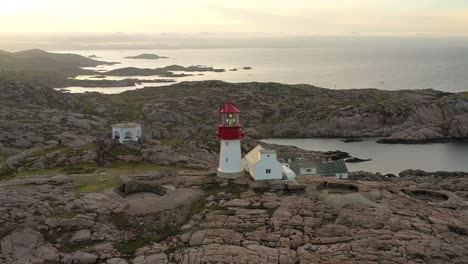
[1,169,468,263]
[0,81,106,155]
[1,76,468,263]
[1,79,352,175]
[81,80,468,143]
[1,79,467,161]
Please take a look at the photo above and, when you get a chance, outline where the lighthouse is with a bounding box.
[216,101,245,179]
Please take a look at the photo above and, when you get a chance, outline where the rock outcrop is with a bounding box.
[2,80,468,158]
[1,168,468,263]
[448,114,468,138]
[118,81,468,143]
[1,229,59,264]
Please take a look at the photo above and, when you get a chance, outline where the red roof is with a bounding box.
[220,101,240,114]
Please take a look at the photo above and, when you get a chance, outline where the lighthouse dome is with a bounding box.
[217,101,244,140]
[221,101,240,114]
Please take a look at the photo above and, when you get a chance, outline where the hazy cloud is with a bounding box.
[0,0,467,35]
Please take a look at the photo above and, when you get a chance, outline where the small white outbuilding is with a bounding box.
[112,123,141,144]
[243,145,282,180]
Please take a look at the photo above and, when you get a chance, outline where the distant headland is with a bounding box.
[124,54,169,60]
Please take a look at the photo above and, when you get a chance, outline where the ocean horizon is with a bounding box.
[56,37,468,94]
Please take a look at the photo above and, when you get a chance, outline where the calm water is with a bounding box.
[56,44,468,94]
[262,138,468,174]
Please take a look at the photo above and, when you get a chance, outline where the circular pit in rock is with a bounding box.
[317,181,359,194]
[401,189,449,202]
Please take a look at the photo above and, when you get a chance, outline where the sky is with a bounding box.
[1,0,468,35]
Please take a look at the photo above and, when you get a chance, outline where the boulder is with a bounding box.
[221,199,251,208]
[1,229,59,264]
[378,126,446,143]
[133,253,168,264]
[448,114,468,138]
[45,217,95,229]
[145,108,185,123]
[0,148,22,156]
[107,258,128,264]
[70,229,92,242]
[62,251,98,264]
[5,150,32,169]
[14,138,33,148]
[82,151,98,163]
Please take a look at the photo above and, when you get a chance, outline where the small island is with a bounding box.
[104,65,226,77]
[345,157,373,163]
[341,138,363,143]
[124,54,169,60]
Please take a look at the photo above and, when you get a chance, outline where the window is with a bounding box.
[226,158,228,162]
[306,169,312,173]
[266,169,271,174]
[267,154,270,157]
[226,142,229,146]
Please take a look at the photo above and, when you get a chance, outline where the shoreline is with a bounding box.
[261,137,468,174]
[261,136,468,145]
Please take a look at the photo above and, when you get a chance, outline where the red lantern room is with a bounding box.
[217,101,244,140]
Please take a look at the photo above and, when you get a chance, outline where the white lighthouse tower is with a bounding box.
[217,101,245,179]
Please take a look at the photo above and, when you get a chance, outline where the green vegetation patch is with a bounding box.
[160,137,185,146]
[458,92,468,100]
[115,237,157,255]
[108,145,141,159]
[72,172,119,193]
[70,161,187,193]
[112,197,206,256]
[202,181,249,198]
[30,146,64,157]
[115,225,180,255]
[61,164,97,174]
[15,168,62,177]
[53,211,78,219]
[112,214,179,255]
[265,207,277,217]
[5,159,190,193]
[95,94,144,122]
[0,155,9,162]
[188,196,206,216]
[164,245,181,255]
[48,201,64,207]
[30,144,98,168]
[109,161,180,171]
[0,169,15,182]
[15,164,98,177]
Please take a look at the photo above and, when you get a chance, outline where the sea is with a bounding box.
[54,39,468,173]
[56,38,468,94]
[262,138,468,174]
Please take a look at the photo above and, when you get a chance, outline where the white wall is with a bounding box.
[253,152,282,180]
[299,167,316,175]
[218,140,242,173]
[338,173,349,179]
[112,126,141,144]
